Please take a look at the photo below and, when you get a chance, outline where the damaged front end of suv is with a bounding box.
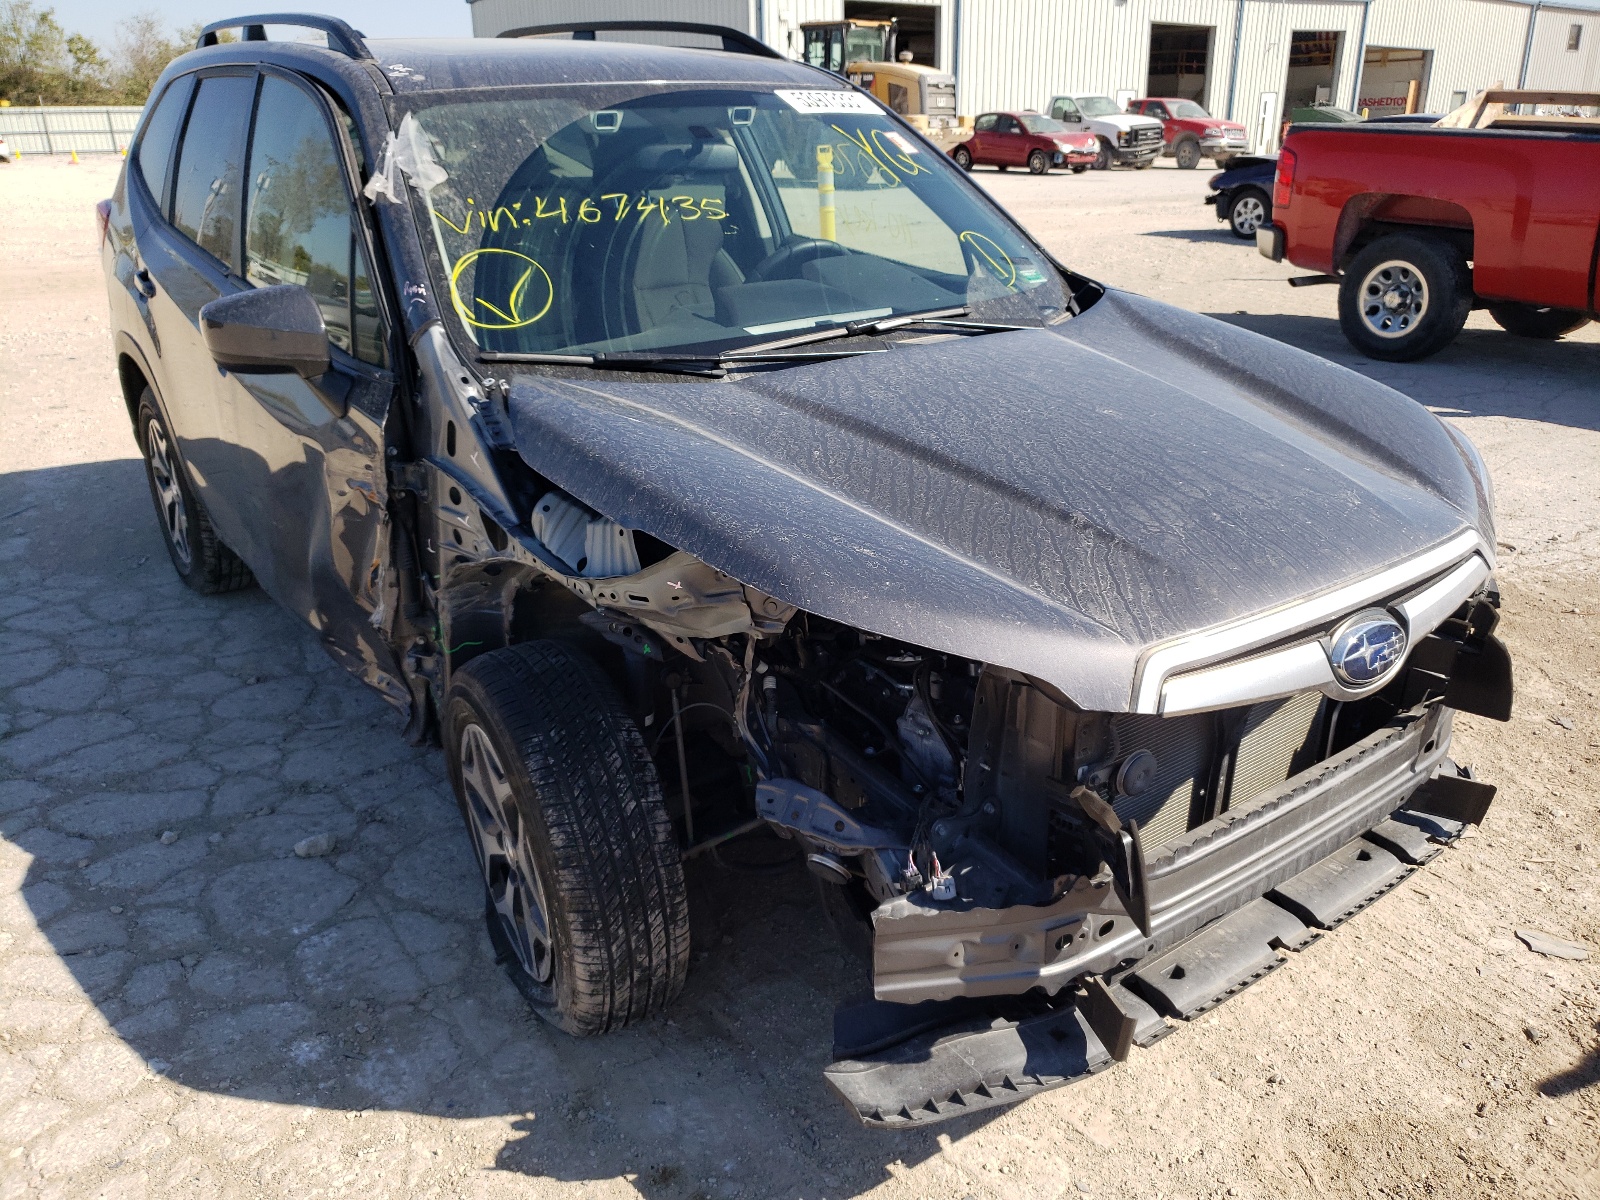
[365,49,1512,1126]
[112,27,1512,1130]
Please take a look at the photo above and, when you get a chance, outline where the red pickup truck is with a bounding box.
[1257,90,1600,360]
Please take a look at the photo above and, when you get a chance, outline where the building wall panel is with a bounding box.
[1525,6,1600,89]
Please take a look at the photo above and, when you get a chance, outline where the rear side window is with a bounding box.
[245,75,385,367]
[974,114,997,131]
[136,74,195,207]
[172,74,257,269]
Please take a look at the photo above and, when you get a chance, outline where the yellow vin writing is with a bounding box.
[449,248,554,331]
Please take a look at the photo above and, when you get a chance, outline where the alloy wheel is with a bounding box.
[459,722,554,983]
[1231,194,1266,236]
[145,418,191,568]
[1358,260,1430,338]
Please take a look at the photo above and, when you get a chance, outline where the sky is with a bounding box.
[49,1,473,49]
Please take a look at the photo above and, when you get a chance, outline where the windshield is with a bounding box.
[1019,114,1069,133]
[1171,101,1210,119]
[1076,96,1120,117]
[402,86,1069,358]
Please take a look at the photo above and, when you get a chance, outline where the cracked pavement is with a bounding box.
[2,157,1597,1200]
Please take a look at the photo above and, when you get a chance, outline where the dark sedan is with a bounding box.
[1205,153,1277,238]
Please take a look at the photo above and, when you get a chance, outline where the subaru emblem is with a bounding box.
[1327,609,1408,687]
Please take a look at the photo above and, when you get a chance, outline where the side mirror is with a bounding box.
[199,284,330,379]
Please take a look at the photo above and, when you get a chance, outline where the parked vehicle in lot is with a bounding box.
[101,14,1511,1128]
[1127,97,1248,168]
[800,16,962,149]
[1260,88,1600,360]
[1047,94,1164,168]
[1205,154,1277,238]
[0,134,12,163]
[950,111,1098,173]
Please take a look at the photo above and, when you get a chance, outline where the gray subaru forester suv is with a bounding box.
[99,14,1512,1125]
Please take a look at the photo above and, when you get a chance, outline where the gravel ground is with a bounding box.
[1,154,1597,1200]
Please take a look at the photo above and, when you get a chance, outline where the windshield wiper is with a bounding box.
[480,347,887,377]
[732,307,1030,356]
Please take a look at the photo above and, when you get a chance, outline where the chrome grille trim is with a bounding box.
[1133,529,1491,715]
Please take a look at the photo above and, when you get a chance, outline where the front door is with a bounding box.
[212,69,402,691]
[992,115,1029,165]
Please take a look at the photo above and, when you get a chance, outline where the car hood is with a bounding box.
[504,289,1489,711]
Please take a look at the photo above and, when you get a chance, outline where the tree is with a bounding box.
[0,3,213,105]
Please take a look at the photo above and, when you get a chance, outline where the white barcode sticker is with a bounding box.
[775,90,881,115]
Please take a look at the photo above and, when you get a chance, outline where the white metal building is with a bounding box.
[466,0,1600,151]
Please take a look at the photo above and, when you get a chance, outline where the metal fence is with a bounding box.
[0,106,144,155]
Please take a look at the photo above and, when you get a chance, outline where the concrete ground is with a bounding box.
[1,154,1597,1200]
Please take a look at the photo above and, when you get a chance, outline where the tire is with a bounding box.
[136,393,253,594]
[952,145,972,171]
[996,163,1008,172]
[1488,303,1590,340]
[1092,138,1112,170]
[1212,153,1233,169]
[1070,164,1088,174]
[444,640,689,1036]
[1027,149,1049,174]
[1174,138,1201,169]
[1337,234,1473,362]
[1134,158,1154,170]
[1227,187,1270,240]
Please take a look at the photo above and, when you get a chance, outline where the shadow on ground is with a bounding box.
[0,459,998,1197]
[1206,311,1600,434]
[1540,1027,1600,1098]
[1142,228,1243,244]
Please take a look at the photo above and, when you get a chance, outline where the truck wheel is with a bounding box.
[1338,235,1472,362]
[444,640,690,1036]
[1092,138,1112,170]
[1488,303,1590,340]
[1070,164,1088,174]
[136,393,253,595]
[952,145,972,170]
[1027,149,1049,174]
[1134,158,1154,169]
[1227,187,1270,239]
[1174,138,1201,169]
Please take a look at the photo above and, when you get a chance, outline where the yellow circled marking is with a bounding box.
[959,231,1017,289]
[449,248,554,331]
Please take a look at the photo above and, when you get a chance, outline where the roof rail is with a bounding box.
[196,13,374,61]
[498,20,783,60]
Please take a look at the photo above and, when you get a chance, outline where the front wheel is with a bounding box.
[1337,235,1472,362]
[444,641,690,1036]
[1092,138,1112,170]
[952,145,972,171]
[1070,164,1088,174]
[1488,303,1590,340]
[1134,158,1154,170]
[1027,149,1049,174]
[1227,188,1270,239]
[1174,139,1201,169]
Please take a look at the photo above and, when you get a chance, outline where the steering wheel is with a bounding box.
[746,236,851,283]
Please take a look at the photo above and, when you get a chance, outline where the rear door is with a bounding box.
[137,69,257,544]
[213,68,401,686]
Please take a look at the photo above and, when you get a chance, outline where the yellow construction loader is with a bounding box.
[800,18,963,149]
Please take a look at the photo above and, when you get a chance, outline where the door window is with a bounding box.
[245,75,386,366]
[996,116,1021,134]
[1052,100,1081,122]
[136,73,195,208]
[171,74,257,270]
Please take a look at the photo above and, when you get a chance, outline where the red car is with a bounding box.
[950,111,1099,174]
[1259,89,1600,360]
[1127,98,1249,169]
